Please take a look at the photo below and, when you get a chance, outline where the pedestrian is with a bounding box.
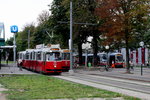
[130,60,134,70]
[6,54,9,65]
[111,61,115,68]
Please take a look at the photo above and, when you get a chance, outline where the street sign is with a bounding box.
[10,25,18,33]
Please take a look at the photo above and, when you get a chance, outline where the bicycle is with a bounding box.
[99,65,113,72]
[73,62,79,68]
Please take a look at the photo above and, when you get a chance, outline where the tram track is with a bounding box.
[89,73,150,83]
[65,73,150,94]
[54,73,150,99]
[74,68,150,83]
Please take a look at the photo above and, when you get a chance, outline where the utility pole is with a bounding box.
[28,30,30,49]
[13,33,16,66]
[69,0,74,74]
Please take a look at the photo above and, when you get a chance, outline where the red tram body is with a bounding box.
[61,49,70,71]
[17,44,67,74]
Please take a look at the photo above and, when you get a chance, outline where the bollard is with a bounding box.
[88,62,91,68]
[141,64,143,76]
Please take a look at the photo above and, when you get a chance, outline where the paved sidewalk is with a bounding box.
[0,64,36,74]
[0,84,7,100]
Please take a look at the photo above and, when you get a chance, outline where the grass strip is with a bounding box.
[1,61,14,64]
[0,74,140,100]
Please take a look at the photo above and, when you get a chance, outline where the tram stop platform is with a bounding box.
[0,63,35,75]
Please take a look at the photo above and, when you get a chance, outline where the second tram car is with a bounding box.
[97,53,107,66]
[61,49,70,71]
[79,52,124,68]
[108,53,124,68]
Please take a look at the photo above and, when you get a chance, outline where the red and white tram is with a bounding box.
[17,51,26,67]
[18,44,63,74]
[108,53,124,68]
[61,49,70,71]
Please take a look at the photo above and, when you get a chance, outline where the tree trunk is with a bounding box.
[125,31,131,73]
[78,42,83,65]
[93,33,98,67]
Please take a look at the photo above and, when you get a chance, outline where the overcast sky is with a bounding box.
[0,0,53,40]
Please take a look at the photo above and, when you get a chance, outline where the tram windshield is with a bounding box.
[116,55,123,61]
[101,54,107,61]
[98,53,107,62]
[46,52,61,61]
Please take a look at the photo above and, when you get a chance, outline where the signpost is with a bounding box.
[0,23,5,46]
[0,22,5,69]
[139,41,144,76]
[10,25,18,68]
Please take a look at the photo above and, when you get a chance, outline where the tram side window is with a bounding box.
[19,53,22,59]
[37,52,41,61]
[33,52,35,60]
[26,53,30,60]
[63,53,70,60]
[23,54,25,60]
[30,53,33,60]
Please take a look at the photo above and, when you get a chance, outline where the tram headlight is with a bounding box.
[54,65,57,68]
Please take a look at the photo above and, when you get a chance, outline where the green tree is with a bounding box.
[5,37,13,46]
[143,17,150,46]
[16,23,35,51]
[62,0,100,65]
[49,0,70,48]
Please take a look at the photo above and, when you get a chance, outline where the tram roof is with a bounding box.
[18,51,26,54]
[0,46,13,48]
[109,52,122,55]
[61,49,70,53]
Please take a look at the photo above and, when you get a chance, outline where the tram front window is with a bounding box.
[102,54,107,61]
[116,55,123,62]
[54,52,61,61]
[46,52,61,61]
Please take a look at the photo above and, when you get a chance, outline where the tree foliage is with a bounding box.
[95,0,150,71]
[6,0,150,69]
[16,23,35,51]
[50,0,70,48]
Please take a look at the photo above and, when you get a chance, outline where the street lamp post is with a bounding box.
[139,41,144,76]
[105,45,109,67]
